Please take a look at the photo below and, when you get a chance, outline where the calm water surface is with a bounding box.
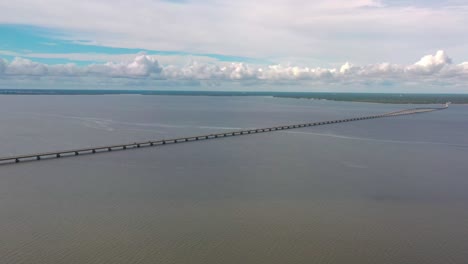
[0,95,467,264]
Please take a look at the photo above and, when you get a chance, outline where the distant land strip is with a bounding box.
[0,89,468,104]
[0,105,448,165]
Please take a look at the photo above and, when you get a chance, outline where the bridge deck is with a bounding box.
[0,105,448,165]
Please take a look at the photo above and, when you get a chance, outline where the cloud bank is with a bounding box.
[1,51,467,86]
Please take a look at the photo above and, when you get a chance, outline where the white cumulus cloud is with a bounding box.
[87,55,162,78]
[5,57,48,76]
[408,50,452,75]
[0,58,6,74]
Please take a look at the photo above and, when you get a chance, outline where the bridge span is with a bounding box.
[0,105,448,165]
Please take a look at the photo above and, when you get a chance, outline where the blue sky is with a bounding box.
[1,0,468,92]
[0,24,261,65]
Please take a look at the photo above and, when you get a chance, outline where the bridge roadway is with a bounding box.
[0,105,448,165]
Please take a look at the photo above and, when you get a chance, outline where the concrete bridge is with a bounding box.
[0,105,448,165]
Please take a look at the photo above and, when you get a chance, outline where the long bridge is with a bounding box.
[0,105,449,165]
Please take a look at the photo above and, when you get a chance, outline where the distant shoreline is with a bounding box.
[272,96,466,105]
[0,89,467,104]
